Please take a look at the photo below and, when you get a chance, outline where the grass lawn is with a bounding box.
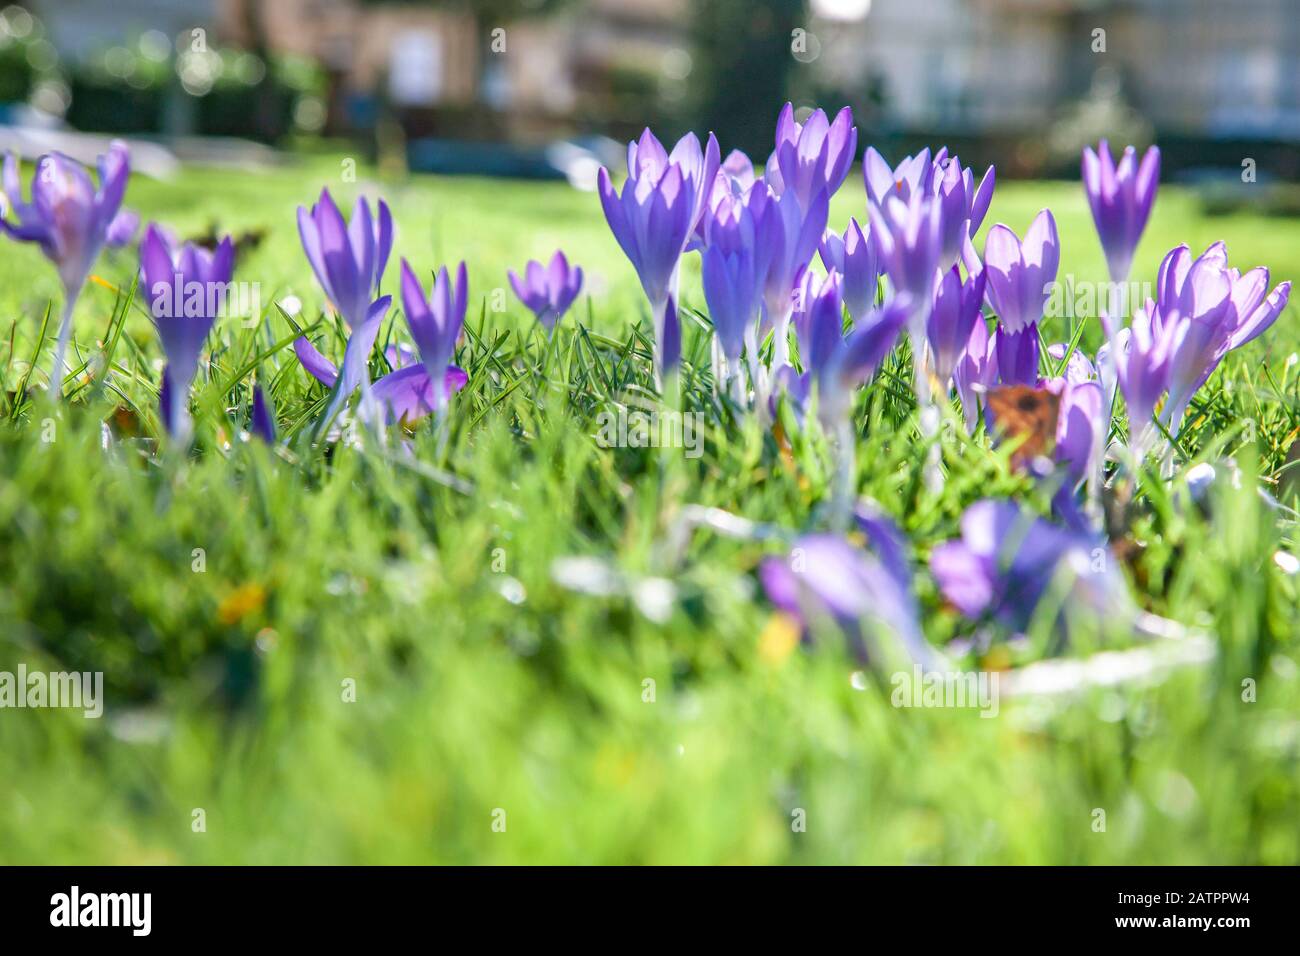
[1,157,1298,864]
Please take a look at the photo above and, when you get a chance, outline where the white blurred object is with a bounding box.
[812,0,872,21]
[1004,625,1216,699]
[0,124,180,179]
[389,31,443,107]
[546,137,621,192]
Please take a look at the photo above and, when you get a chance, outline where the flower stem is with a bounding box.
[47,286,82,403]
[744,325,766,419]
[910,330,944,493]
[830,414,856,531]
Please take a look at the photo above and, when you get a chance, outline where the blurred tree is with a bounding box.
[235,0,279,140]
[690,0,805,157]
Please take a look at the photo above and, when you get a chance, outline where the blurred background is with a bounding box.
[1,0,1298,192]
[3,2,1300,868]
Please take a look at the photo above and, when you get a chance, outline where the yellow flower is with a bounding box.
[217,583,266,625]
[758,612,801,666]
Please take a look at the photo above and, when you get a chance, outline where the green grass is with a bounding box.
[1,158,1299,864]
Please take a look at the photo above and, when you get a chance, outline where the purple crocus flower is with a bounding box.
[756,181,829,369]
[1049,379,1107,532]
[598,128,720,381]
[865,146,994,242]
[508,251,583,334]
[717,148,756,195]
[294,296,393,429]
[294,329,468,427]
[927,265,986,388]
[982,209,1059,335]
[828,298,912,405]
[879,148,991,271]
[370,364,469,426]
[701,197,761,377]
[760,525,939,668]
[1047,377,1104,489]
[765,103,857,210]
[869,190,944,333]
[954,153,997,239]
[1082,140,1160,283]
[953,318,998,431]
[1047,342,1099,385]
[769,363,812,420]
[139,223,233,442]
[298,188,394,330]
[399,258,469,417]
[385,342,418,369]
[930,158,971,269]
[870,187,953,425]
[853,502,912,592]
[818,218,879,326]
[690,148,755,251]
[1041,347,1108,508]
[863,146,936,211]
[1105,304,1185,459]
[1152,242,1292,432]
[2,142,130,291]
[792,270,910,426]
[793,269,846,381]
[930,499,1127,634]
[2,140,130,398]
[982,372,1106,521]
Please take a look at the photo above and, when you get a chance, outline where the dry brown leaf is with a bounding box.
[987,385,1059,470]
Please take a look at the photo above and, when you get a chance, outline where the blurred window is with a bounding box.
[389,31,442,106]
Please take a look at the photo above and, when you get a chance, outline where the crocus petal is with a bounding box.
[597,167,637,264]
[337,295,391,398]
[762,531,935,668]
[315,190,362,325]
[1230,281,1291,349]
[297,203,331,300]
[833,295,911,392]
[370,362,470,426]
[139,224,176,300]
[294,336,340,387]
[251,385,276,443]
[375,199,394,290]
[930,541,995,617]
[400,260,437,363]
[994,324,1039,387]
[660,292,681,373]
[105,207,140,248]
[863,147,896,207]
[94,140,131,232]
[1055,380,1103,486]
[968,165,996,236]
[346,197,376,302]
[371,364,436,424]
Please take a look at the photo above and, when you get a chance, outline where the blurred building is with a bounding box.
[817,0,1300,142]
[212,0,690,139]
[20,0,689,137]
[18,0,1300,176]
